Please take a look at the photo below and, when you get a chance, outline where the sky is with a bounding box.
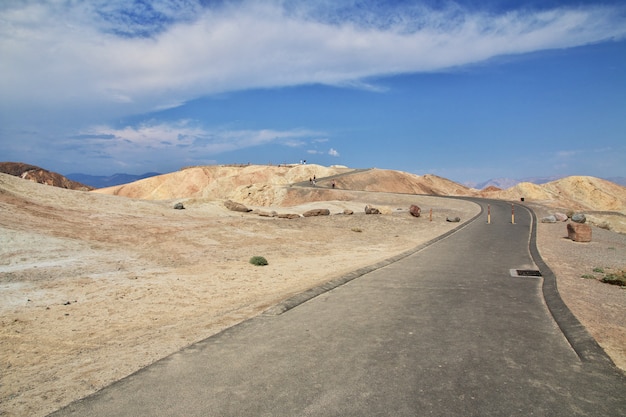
[1,0,625,185]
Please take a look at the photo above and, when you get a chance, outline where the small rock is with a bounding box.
[277,213,301,219]
[571,213,586,224]
[343,209,354,215]
[409,205,421,218]
[567,223,592,242]
[554,212,568,222]
[303,208,330,217]
[446,216,461,223]
[173,202,185,210]
[541,215,557,223]
[365,205,380,214]
[224,200,252,212]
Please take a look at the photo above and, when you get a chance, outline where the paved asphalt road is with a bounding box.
[50,199,626,416]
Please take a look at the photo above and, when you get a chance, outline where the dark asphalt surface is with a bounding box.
[50,199,626,416]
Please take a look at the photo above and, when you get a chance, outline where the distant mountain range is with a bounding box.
[65,172,162,189]
[469,176,626,189]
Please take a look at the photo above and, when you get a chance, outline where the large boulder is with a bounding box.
[567,223,592,242]
[365,205,380,214]
[571,213,587,224]
[541,215,557,223]
[303,208,330,217]
[224,200,252,212]
[173,202,185,210]
[409,204,421,218]
[446,216,461,223]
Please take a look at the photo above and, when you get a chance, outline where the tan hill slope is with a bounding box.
[95,165,475,205]
[0,162,92,191]
[482,176,626,214]
[95,164,625,219]
[95,164,353,201]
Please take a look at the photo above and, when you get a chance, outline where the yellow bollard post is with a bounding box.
[430,208,432,222]
[487,204,491,224]
[512,204,515,224]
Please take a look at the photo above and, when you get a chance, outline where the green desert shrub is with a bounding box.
[593,267,604,273]
[249,256,268,266]
[601,270,626,287]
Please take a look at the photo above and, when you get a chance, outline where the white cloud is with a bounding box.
[328,148,340,157]
[1,1,625,120]
[80,121,321,155]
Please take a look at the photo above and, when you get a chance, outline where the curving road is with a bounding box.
[50,199,626,417]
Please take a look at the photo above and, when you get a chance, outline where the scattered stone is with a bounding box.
[343,209,354,215]
[303,208,330,217]
[541,215,557,223]
[365,205,380,214]
[567,223,592,242]
[224,200,252,212]
[173,202,185,210]
[571,213,586,223]
[255,210,277,217]
[277,213,301,219]
[554,212,568,222]
[409,204,421,218]
[446,216,461,222]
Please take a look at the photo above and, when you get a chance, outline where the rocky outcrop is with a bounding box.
[224,200,252,212]
[567,223,592,242]
[303,208,330,217]
[0,162,93,191]
[409,205,421,217]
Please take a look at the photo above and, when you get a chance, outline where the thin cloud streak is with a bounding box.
[2,1,625,119]
[79,122,323,155]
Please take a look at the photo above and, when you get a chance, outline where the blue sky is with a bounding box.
[1,0,625,184]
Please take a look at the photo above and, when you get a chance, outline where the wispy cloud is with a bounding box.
[76,121,322,157]
[1,0,625,120]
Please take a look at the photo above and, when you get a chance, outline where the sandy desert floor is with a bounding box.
[1,174,624,417]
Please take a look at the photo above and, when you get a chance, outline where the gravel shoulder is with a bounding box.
[532,204,626,372]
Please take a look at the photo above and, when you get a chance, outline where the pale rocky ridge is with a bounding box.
[95,164,626,232]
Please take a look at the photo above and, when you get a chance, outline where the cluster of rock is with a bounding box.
[220,201,463,224]
[541,211,591,242]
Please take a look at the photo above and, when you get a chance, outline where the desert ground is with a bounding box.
[1,166,625,417]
